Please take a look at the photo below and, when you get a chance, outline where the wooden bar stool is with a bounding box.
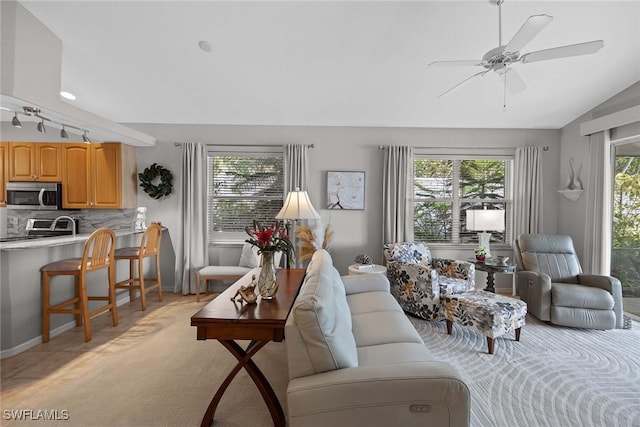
[114,223,163,310]
[41,228,118,343]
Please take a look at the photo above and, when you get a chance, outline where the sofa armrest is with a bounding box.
[341,274,390,295]
[579,274,624,328]
[287,362,470,427]
[516,270,552,321]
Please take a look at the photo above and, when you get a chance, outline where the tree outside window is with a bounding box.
[414,157,511,245]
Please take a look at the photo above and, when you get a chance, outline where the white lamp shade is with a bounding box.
[466,209,505,232]
[275,190,320,220]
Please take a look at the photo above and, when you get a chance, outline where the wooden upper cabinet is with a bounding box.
[8,142,62,182]
[62,142,137,209]
[0,143,7,206]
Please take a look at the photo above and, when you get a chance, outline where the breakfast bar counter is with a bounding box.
[0,228,174,358]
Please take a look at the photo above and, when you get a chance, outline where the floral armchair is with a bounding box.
[383,242,475,320]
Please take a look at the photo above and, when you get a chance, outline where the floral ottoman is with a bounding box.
[443,290,527,354]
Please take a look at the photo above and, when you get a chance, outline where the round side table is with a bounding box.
[347,264,387,276]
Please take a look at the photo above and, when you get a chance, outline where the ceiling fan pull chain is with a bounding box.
[503,71,508,111]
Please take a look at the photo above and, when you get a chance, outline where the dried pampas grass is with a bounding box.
[295,222,334,262]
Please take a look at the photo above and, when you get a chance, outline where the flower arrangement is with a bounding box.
[245,220,295,259]
[474,246,488,256]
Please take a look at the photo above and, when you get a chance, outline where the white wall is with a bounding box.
[558,81,640,260]
[130,124,560,290]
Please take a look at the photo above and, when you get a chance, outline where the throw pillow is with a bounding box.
[238,243,260,268]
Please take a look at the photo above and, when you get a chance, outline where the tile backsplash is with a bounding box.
[4,208,137,237]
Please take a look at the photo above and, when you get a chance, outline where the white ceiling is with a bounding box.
[18,0,640,130]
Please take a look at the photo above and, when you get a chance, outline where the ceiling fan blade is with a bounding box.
[505,14,553,53]
[498,68,526,94]
[428,60,483,68]
[438,69,491,97]
[520,40,604,63]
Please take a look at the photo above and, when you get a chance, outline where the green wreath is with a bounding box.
[139,163,173,199]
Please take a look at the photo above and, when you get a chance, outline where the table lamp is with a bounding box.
[275,188,320,268]
[466,209,505,258]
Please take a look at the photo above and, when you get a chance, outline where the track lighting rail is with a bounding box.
[1,105,93,142]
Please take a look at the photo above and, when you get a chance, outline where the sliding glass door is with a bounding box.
[611,142,640,319]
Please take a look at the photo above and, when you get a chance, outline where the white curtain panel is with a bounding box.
[283,144,308,193]
[175,142,208,294]
[382,146,414,244]
[513,146,543,240]
[583,132,612,275]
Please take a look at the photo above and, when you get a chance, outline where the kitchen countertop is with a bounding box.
[0,229,147,250]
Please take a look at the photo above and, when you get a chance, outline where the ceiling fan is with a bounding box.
[429,0,604,106]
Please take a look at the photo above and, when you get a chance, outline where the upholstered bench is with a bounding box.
[444,290,527,354]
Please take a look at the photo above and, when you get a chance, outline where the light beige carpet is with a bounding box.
[411,315,640,427]
[3,293,639,427]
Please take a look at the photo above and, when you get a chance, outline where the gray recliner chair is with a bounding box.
[514,233,623,330]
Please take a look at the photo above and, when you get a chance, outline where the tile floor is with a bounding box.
[0,292,209,411]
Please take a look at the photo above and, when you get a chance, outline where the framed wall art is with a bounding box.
[326,171,365,210]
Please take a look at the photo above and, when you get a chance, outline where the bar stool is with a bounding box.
[41,228,118,343]
[114,223,163,310]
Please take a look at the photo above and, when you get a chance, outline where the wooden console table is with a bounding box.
[191,267,306,427]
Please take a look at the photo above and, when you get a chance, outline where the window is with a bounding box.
[414,157,512,246]
[207,152,284,240]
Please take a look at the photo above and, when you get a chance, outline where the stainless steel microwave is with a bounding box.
[6,182,63,210]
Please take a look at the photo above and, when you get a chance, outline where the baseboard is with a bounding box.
[0,294,133,360]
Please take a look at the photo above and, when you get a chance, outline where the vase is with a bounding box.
[475,255,486,262]
[258,251,278,299]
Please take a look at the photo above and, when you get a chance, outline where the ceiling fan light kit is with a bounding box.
[429,0,604,106]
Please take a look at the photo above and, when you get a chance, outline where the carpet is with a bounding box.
[410,315,640,427]
[3,294,639,427]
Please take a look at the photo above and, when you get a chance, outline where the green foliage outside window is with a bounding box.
[414,158,508,244]
[612,155,640,296]
[208,155,284,234]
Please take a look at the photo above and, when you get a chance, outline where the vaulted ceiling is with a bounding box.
[18,0,640,130]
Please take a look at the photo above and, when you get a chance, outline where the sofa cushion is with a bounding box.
[357,342,433,366]
[351,311,423,347]
[552,283,614,309]
[291,250,358,373]
[346,291,402,315]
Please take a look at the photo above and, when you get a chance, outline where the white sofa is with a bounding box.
[285,249,470,427]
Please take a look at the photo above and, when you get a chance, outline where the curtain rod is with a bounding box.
[377,145,549,151]
[174,143,314,148]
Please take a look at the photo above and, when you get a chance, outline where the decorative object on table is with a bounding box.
[139,163,173,199]
[231,275,258,304]
[496,255,509,265]
[354,254,372,265]
[466,208,505,257]
[474,246,487,261]
[558,158,584,201]
[245,220,294,299]
[326,171,365,210]
[295,220,334,263]
[275,188,321,267]
[134,207,147,231]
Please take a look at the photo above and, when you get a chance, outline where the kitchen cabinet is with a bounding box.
[61,142,137,209]
[0,143,7,206]
[8,142,62,182]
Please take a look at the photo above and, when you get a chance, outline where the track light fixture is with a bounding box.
[2,105,94,142]
[11,113,22,128]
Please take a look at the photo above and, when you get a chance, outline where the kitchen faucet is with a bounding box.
[51,215,76,236]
